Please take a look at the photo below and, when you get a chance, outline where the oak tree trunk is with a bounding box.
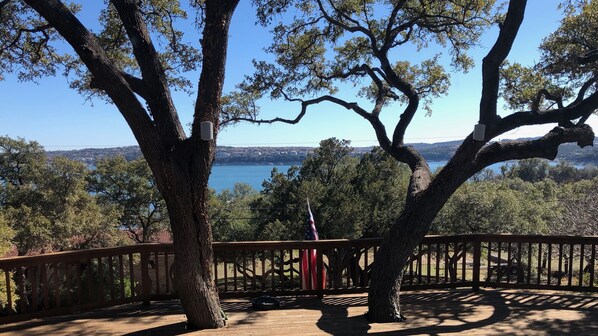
[367,206,435,322]
[367,164,468,322]
[158,143,224,329]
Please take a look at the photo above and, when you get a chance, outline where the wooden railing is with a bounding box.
[0,234,596,323]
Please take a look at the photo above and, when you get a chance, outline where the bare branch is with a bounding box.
[438,87,598,187]
[191,0,239,139]
[0,23,52,55]
[573,76,597,105]
[474,124,594,170]
[226,91,429,174]
[577,49,598,64]
[391,90,419,146]
[383,0,408,49]
[323,0,360,26]
[315,0,378,51]
[479,0,527,125]
[371,53,420,147]
[317,64,385,95]
[389,25,414,48]
[531,88,563,112]
[493,90,598,137]
[573,76,598,125]
[228,94,371,124]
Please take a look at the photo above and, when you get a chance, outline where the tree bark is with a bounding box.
[162,144,223,329]
[367,193,446,322]
[141,128,226,329]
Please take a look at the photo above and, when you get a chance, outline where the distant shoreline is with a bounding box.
[213,162,304,166]
[46,137,598,167]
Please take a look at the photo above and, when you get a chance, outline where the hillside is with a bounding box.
[46,138,598,166]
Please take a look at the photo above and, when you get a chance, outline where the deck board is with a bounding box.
[1,289,596,335]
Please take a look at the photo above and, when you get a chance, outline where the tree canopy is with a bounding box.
[248,138,411,240]
[88,156,169,243]
[0,136,122,255]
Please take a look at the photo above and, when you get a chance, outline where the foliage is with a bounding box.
[554,177,598,236]
[351,147,410,237]
[210,183,259,242]
[503,158,551,182]
[208,143,597,242]
[248,165,301,241]
[0,213,13,256]
[249,138,409,240]
[250,138,360,240]
[503,158,598,183]
[0,136,122,255]
[540,0,598,85]
[0,1,76,82]
[434,179,558,235]
[0,135,45,190]
[0,0,199,95]
[501,0,598,112]
[88,156,169,243]
[499,61,569,111]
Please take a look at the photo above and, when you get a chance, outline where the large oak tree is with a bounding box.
[1,0,239,329]
[228,0,598,322]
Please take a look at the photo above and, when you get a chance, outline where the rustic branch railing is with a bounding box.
[0,234,596,323]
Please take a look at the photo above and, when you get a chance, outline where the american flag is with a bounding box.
[304,199,319,240]
[301,199,325,290]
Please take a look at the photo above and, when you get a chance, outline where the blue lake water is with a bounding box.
[209,161,508,193]
[209,165,294,192]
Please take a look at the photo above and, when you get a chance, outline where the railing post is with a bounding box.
[140,248,151,305]
[317,247,324,299]
[4,269,13,315]
[472,235,481,292]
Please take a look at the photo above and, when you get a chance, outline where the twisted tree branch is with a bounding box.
[111,0,185,146]
[479,0,527,125]
[474,124,594,171]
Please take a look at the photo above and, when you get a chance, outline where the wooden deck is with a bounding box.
[1,289,596,335]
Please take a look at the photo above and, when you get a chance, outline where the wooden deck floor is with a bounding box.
[1,289,596,335]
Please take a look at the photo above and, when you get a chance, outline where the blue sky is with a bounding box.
[1,1,597,150]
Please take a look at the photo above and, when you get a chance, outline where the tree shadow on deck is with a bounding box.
[310,289,598,335]
[368,290,512,335]
[0,300,186,336]
[1,290,595,335]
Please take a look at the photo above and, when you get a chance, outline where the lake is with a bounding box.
[209,161,508,193]
[209,165,294,192]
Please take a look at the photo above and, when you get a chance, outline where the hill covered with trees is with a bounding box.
[47,137,598,166]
